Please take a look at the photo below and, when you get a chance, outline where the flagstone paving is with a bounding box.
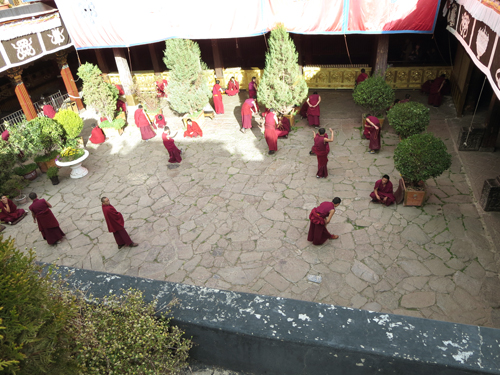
[5,90,500,328]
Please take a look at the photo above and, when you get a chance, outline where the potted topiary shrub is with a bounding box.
[394,133,452,206]
[257,24,308,126]
[2,175,28,205]
[34,150,60,173]
[353,75,395,128]
[13,163,38,181]
[54,109,84,145]
[387,101,430,139]
[46,166,59,185]
[99,117,126,136]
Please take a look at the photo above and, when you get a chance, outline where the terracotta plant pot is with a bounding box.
[45,157,57,169]
[400,178,427,207]
[37,161,48,173]
[23,170,37,181]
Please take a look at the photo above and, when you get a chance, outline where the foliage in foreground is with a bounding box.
[387,101,430,138]
[54,109,84,139]
[258,24,308,115]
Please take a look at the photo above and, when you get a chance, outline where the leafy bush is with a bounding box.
[164,39,211,115]
[2,176,27,198]
[353,76,395,118]
[34,150,60,163]
[54,110,84,139]
[99,118,126,129]
[394,133,452,186]
[78,63,118,120]
[13,163,37,176]
[69,289,192,375]
[387,101,430,138]
[0,141,18,185]
[258,24,308,115]
[6,120,43,160]
[47,166,59,178]
[27,117,65,155]
[0,237,79,374]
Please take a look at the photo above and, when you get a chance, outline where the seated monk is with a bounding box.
[115,84,125,96]
[156,79,168,98]
[43,103,56,119]
[184,119,203,138]
[0,195,26,224]
[162,126,182,163]
[2,129,9,141]
[116,99,127,114]
[89,124,105,144]
[155,113,166,129]
[225,77,240,96]
[356,68,368,85]
[370,175,395,206]
[275,115,290,138]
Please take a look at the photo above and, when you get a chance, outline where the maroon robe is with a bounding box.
[102,204,133,247]
[356,72,368,84]
[162,133,182,163]
[212,84,224,114]
[370,179,395,206]
[115,84,125,96]
[156,79,168,97]
[312,134,330,178]
[226,80,240,96]
[428,76,445,107]
[184,121,203,138]
[116,99,127,114]
[307,94,320,126]
[155,114,166,128]
[300,101,309,118]
[248,81,257,98]
[2,130,9,141]
[364,116,379,139]
[241,99,255,129]
[89,126,105,144]
[134,108,156,140]
[275,117,290,137]
[264,112,278,152]
[367,116,381,151]
[0,199,25,223]
[29,198,64,245]
[307,201,335,245]
[43,105,56,119]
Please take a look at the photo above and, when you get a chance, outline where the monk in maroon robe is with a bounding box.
[264,109,278,154]
[370,175,395,206]
[101,197,138,249]
[310,128,334,178]
[162,127,182,163]
[156,79,168,98]
[241,98,257,133]
[300,101,309,119]
[306,92,321,127]
[2,129,9,141]
[155,114,166,129]
[399,94,411,104]
[0,195,26,224]
[89,124,105,144]
[308,197,341,245]
[116,99,127,114]
[365,116,381,154]
[184,119,203,138]
[356,69,368,85]
[28,192,64,245]
[428,74,446,107]
[115,84,125,96]
[248,77,257,98]
[134,105,156,141]
[225,77,240,96]
[213,80,224,114]
[275,115,291,138]
[43,104,56,119]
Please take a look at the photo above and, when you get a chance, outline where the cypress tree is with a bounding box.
[258,24,308,115]
[163,39,211,115]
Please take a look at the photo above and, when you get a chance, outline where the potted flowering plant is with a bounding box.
[58,147,85,162]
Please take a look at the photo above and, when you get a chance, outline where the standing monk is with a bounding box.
[306,92,321,127]
[248,77,257,98]
[212,80,224,114]
[0,195,26,224]
[28,192,64,245]
[310,128,334,178]
[308,197,341,245]
[356,69,368,85]
[134,105,156,141]
[101,197,138,249]
[264,109,278,155]
[428,74,446,107]
[225,77,240,96]
[370,175,395,206]
[241,97,258,133]
[162,127,182,163]
[365,116,381,154]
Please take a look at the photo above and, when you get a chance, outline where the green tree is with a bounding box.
[77,63,118,120]
[163,38,211,115]
[387,101,430,138]
[353,75,395,118]
[258,24,308,115]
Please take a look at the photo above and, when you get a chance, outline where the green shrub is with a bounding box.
[47,166,59,178]
[34,150,60,163]
[99,117,125,130]
[353,76,395,118]
[387,101,430,138]
[13,163,37,176]
[0,237,79,374]
[2,176,27,198]
[54,110,84,139]
[7,120,43,160]
[70,289,192,375]
[26,117,65,155]
[394,133,452,186]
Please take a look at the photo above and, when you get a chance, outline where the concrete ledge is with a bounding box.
[50,265,500,375]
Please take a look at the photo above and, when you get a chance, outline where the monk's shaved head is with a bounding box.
[101,196,108,203]
[29,192,37,200]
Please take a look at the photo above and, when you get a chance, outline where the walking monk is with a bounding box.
[241,97,258,133]
[162,127,182,163]
[310,128,334,178]
[225,77,240,96]
[264,108,278,155]
[0,195,26,224]
[308,197,341,245]
[370,175,395,206]
[101,197,138,249]
[212,80,224,114]
[29,192,64,245]
[364,115,381,154]
[134,105,156,141]
[248,77,257,98]
[306,91,321,127]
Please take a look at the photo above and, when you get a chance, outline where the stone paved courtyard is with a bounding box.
[6,89,500,328]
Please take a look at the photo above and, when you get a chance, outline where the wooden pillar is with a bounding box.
[293,34,303,75]
[479,93,500,151]
[211,39,224,84]
[56,51,84,110]
[95,49,109,74]
[6,67,37,121]
[113,48,136,106]
[373,35,389,77]
[149,43,162,74]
